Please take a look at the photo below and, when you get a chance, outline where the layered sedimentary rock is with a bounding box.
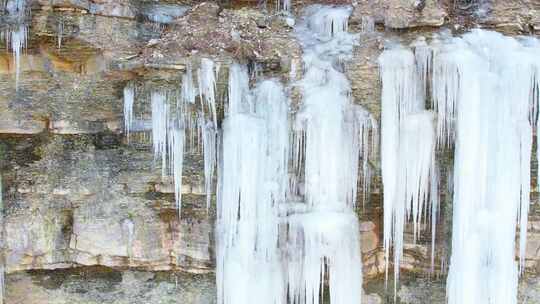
[2,1,540,303]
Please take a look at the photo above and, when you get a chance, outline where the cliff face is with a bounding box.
[1,1,540,303]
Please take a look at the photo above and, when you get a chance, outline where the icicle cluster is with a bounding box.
[198,58,220,126]
[123,58,220,216]
[439,30,538,304]
[2,0,28,90]
[121,7,377,304]
[8,25,27,90]
[379,30,540,304]
[379,45,439,294]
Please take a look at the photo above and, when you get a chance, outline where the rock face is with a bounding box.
[1,0,540,303]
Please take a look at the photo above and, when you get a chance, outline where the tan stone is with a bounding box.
[351,0,446,29]
[0,114,47,134]
[49,120,108,134]
[361,230,379,253]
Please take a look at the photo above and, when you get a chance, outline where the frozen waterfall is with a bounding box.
[121,6,377,304]
[285,5,375,304]
[216,5,376,304]
[378,29,540,304]
[442,30,537,304]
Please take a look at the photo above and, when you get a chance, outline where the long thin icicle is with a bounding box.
[169,124,185,217]
[3,0,28,90]
[200,117,216,209]
[4,25,27,90]
[123,84,135,141]
[198,58,219,126]
[151,91,170,177]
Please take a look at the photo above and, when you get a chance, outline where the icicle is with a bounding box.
[5,0,26,17]
[151,91,169,176]
[227,63,252,115]
[181,64,196,105]
[431,36,461,147]
[169,124,185,217]
[290,58,298,81]
[123,84,135,141]
[379,46,411,285]
[395,111,437,286]
[304,5,350,37]
[518,121,532,273]
[361,16,375,33]
[200,116,216,209]
[253,80,289,181]
[277,0,291,12]
[412,37,432,102]
[4,25,28,91]
[57,19,64,49]
[3,0,28,90]
[198,58,218,126]
[287,212,362,304]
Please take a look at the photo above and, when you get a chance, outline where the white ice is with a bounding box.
[379,45,438,293]
[123,84,135,140]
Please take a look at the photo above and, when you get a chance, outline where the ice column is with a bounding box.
[443,30,538,304]
[217,69,289,304]
[379,45,438,291]
[286,6,375,304]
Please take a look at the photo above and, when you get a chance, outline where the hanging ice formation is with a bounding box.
[57,18,64,49]
[123,84,135,141]
[287,5,375,304]
[360,16,374,33]
[379,30,540,304]
[439,30,538,304]
[215,6,377,304]
[277,0,291,12]
[2,0,28,90]
[122,58,220,216]
[198,58,220,126]
[217,73,289,304]
[379,43,439,293]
